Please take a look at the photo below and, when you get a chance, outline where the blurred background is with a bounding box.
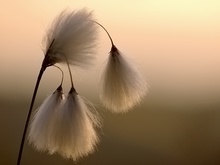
[0,0,220,165]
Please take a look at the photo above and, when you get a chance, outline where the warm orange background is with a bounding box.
[0,1,220,165]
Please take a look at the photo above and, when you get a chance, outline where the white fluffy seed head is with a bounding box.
[43,8,99,67]
[28,86,64,152]
[100,46,148,113]
[53,88,100,161]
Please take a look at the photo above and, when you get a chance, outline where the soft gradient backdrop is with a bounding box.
[0,1,220,165]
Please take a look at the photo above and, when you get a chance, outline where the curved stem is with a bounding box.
[91,21,114,46]
[17,66,46,165]
[54,65,64,86]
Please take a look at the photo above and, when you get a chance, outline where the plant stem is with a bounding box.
[66,61,74,88]
[63,54,75,89]
[54,65,64,86]
[92,21,114,46]
[17,65,46,165]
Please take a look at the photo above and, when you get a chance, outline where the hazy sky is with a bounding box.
[0,0,220,101]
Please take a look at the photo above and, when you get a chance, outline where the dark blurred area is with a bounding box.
[1,88,220,165]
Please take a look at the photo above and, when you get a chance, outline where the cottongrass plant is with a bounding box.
[97,23,148,113]
[17,8,100,165]
[42,8,98,67]
[17,8,147,165]
[28,85,64,152]
[29,86,100,161]
[53,87,100,160]
[100,46,148,113]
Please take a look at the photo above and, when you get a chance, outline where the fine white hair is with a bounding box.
[28,86,64,152]
[43,8,99,67]
[28,87,100,160]
[26,8,148,163]
[100,47,148,113]
[52,88,100,161]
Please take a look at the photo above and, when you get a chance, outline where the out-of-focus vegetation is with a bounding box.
[1,90,220,165]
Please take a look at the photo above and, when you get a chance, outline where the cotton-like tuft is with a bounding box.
[53,87,100,161]
[43,8,99,67]
[28,86,64,152]
[100,45,148,113]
